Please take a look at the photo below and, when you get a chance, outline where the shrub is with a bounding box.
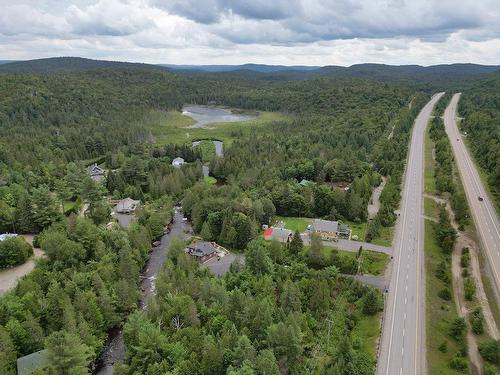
[483,363,496,375]
[479,340,499,364]
[449,356,468,372]
[435,260,450,283]
[460,253,470,268]
[0,236,33,269]
[438,340,448,353]
[469,308,484,335]
[449,317,466,341]
[438,288,451,301]
[464,278,476,301]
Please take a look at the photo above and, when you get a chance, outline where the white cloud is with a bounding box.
[0,0,498,66]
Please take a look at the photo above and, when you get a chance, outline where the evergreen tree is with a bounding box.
[362,289,382,315]
[308,232,323,267]
[45,331,92,375]
[289,230,303,255]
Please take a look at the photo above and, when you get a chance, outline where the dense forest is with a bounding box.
[459,74,500,206]
[113,238,383,375]
[0,60,433,374]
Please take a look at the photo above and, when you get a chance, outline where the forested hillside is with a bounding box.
[459,74,500,205]
[0,63,425,374]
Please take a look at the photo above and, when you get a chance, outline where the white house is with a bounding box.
[172,157,185,168]
[115,198,140,214]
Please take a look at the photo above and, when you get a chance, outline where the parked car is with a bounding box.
[152,240,161,247]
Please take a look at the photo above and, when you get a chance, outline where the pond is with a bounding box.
[182,105,256,129]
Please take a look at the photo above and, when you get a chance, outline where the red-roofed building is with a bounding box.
[263,227,293,243]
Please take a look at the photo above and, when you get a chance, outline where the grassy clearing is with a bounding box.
[315,246,389,276]
[424,219,462,374]
[360,251,390,276]
[343,220,367,241]
[352,313,381,358]
[275,216,312,233]
[424,125,437,194]
[204,176,217,184]
[196,140,216,162]
[146,109,288,147]
[424,196,440,219]
[370,225,393,247]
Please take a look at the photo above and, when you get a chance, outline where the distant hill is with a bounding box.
[1,57,498,90]
[0,60,16,65]
[160,63,321,73]
[0,57,170,73]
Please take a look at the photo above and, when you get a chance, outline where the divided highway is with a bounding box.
[377,93,444,375]
[443,93,500,302]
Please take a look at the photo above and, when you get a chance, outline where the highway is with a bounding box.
[377,92,444,375]
[443,93,500,302]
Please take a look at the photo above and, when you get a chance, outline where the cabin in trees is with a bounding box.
[186,241,218,263]
[298,179,313,187]
[115,197,140,214]
[263,227,293,243]
[172,157,185,168]
[87,163,106,182]
[17,349,48,375]
[309,219,351,240]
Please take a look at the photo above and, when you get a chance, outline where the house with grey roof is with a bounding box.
[17,350,48,375]
[186,241,218,263]
[263,227,293,243]
[87,163,106,182]
[310,219,350,240]
[115,197,140,214]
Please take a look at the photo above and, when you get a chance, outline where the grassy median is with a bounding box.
[424,219,462,374]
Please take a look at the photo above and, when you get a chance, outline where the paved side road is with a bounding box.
[443,93,500,302]
[377,92,445,375]
[300,234,392,255]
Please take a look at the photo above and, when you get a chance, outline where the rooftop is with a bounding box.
[116,197,140,212]
[313,219,339,232]
[264,227,292,240]
[17,350,48,375]
[188,241,217,257]
[0,233,17,241]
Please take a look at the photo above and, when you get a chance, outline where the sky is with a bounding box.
[1,0,499,66]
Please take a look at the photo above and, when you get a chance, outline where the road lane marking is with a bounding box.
[382,94,443,375]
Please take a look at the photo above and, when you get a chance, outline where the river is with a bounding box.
[94,208,191,374]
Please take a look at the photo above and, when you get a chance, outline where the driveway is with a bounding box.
[0,247,44,295]
[202,253,245,277]
[301,234,392,255]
